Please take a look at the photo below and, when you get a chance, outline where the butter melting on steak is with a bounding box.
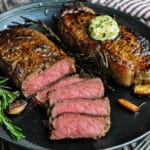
[0,27,75,96]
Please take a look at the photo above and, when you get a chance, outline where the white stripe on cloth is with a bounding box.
[88,0,150,26]
[124,1,149,14]
[134,5,150,18]
[132,4,150,17]
[91,0,99,3]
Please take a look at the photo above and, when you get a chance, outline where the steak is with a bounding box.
[0,27,76,96]
[33,75,83,104]
[50,113,110,140]
[51,97,110,118]
[48,78,104,105]
[57,2,150,86]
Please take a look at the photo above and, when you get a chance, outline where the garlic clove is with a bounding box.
[6,100,27,115]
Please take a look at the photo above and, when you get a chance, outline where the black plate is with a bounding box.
[0,1,149,150]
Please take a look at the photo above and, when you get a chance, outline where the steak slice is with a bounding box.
[51,97,110,118]
[57,2,150,86]
[33,75,83,104]
[50,113,110,140]
[0,27,75,96]
[22,58,75,96]
[48,78,104,105]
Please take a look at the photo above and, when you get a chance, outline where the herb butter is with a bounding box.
[89,15,120,41]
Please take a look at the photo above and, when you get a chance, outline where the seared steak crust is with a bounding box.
[57,2,150,86]
[0,27,75,96]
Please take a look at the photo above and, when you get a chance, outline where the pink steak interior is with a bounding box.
[22,58,75,96]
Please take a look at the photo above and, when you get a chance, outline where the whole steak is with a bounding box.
[57,2,150,86]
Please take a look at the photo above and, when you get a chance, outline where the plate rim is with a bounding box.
[0,1,149,150]
[0,130,150,150]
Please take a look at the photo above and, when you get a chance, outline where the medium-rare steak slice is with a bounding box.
[22,58,75,96]
[51,97,110,118]
[48,78,104,105]
[50,113,110,140]
[0,27,76,96]
[33,75,83,104]
[57,2,150,86]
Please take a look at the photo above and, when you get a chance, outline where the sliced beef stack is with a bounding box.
[47,78,111,140]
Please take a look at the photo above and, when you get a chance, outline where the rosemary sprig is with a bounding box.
[0,77,25,140]
[0,77,9,84]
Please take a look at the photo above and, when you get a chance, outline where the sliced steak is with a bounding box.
[33,75,83,104]
[0,27,76,96]
[22,58,75,96]
[48,78,104,105]
[51,97,110,118]
[50,113,110,140]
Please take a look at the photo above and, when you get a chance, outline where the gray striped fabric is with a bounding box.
[88,0,150,26]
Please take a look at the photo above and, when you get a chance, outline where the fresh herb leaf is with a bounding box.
[0,77,9,85]
[0,89,17,109]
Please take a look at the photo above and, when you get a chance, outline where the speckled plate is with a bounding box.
[0,1,149,150]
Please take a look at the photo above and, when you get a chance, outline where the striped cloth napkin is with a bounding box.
[88,0,150,26]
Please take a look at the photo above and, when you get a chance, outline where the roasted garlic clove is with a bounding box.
[134,84,150,95]
[6,100,27,115]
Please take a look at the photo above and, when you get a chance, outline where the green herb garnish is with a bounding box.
[0,77,25,140]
